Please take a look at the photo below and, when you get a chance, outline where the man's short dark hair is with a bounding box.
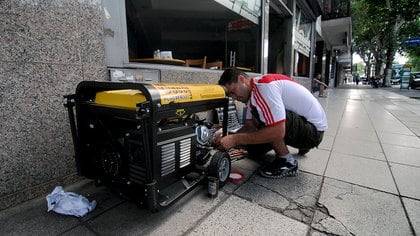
[219,69,248,86]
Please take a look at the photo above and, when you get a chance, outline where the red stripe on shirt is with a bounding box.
[250,77,274,125]
[267,119,286,127]
[250,78,255,88]
[254,89,273,124]
[258,74,292,83]
[253,86,274,124]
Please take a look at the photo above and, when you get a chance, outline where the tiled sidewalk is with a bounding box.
[1,85,419,235]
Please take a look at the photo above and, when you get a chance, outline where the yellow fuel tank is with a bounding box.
[94,83,226,109]
[95,89,146,110]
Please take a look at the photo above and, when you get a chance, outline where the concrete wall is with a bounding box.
[0,0,108,210]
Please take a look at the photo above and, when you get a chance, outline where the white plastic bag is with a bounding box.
[46,186,96,217]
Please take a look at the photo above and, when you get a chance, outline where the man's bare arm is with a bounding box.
[217,122,290,155]
[236,119,257,133]
[314,79,328,88]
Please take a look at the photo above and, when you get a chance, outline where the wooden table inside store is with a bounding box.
[131,58,186,66]
[223,66,253,72]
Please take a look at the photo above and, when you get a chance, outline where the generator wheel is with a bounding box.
[208,151,231,187]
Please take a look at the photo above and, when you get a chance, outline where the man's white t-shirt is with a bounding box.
[245,74,328,132]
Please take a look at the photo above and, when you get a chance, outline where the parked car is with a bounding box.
[371,76,383,88]
[361,77,368,84]
[410,72,420,89]
[390,77,401,84]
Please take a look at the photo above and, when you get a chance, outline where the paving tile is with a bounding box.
[342,113,369,122]
[373,120,414,135]
[402,197,420,235]
[332,136,385,160]
[390,163,420,199]
[63,179,126,222]
[221,154,268,194]
[401,120,420,129]
[383,145,420,167]
[288,146,299,154]
[234,181,290,209]
[318,134,334,151]
[313,178,411,235]
[222,161,257,194]
[326,114,341,122]
[230,157,261,173]
[294,148,330,176]
[146,189,227,236]
[324,109,343,118]
[188,195,308,235]
[0,197,81,235]
[86,186,225,235]
[61,225,96,235]
[250,172,323,207]
[324,128,338,137]
[339,117,375,132]
[408,126,420,136]
[309,229,329,236]
[390,112,419,122]
[325,152,397,194]
[240,172,323,224]
[311,210,353,236]
[340,120,374,132]
[0,179,118,235]
[326,113,343,122]
[377,132,420,148]
[337,127,379,142]
[85,200,153,235]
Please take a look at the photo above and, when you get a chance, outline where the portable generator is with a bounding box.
[64,81,232,212]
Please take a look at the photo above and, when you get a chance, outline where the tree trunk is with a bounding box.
[375,60,383,76]
[384,48,394,86]
[366,62,371,79]
[362,53,373,80]
[371,49,383,77]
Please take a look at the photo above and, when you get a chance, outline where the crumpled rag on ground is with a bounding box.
[46,186,96,217]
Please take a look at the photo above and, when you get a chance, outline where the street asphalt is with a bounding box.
[1,83,419,235]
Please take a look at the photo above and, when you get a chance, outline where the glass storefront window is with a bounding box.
[293,6,312,77]
[322,0,350,20]
[214,0,261,24]
[296,8,311,42]
[294,50,310,77]
[126,0,261,72]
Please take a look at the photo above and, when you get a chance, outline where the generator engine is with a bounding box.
[64,81,231,212]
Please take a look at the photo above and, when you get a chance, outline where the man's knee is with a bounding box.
[285,111,321,149]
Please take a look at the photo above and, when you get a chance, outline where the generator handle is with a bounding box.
[222,98,229,136]
[63,94,81,175]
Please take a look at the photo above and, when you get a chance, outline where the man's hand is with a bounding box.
[212,130,222,147]
[213,134,236,151]
[219,135,236,150]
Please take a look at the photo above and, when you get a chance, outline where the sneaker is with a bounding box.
[260,158,298,178]
[298,148,310,156]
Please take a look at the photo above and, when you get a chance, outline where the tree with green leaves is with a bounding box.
[353,41,374,79]
[400,18,420,71]
[352,0,419,85]
[352,0,384,80]
[354,62,366,77]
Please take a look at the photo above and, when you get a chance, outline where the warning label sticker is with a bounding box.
[151,83,226,105]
